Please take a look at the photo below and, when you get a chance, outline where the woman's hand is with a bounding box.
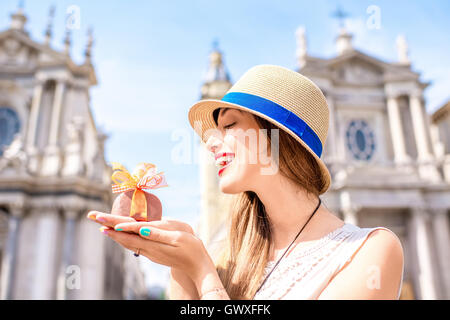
[86,211,213,283]
[87,211,195,234]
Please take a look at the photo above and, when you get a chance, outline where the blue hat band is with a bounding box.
[221,91,323,158]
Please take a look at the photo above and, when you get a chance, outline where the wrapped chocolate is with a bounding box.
[110,162,168,221]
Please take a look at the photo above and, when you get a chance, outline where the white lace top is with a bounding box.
[253,223,403,300]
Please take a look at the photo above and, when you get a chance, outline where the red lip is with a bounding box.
[218,164,230,176]
[215,152,235,160]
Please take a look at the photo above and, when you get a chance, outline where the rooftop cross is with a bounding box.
[44,5,55,45]
[10,0,27,31]
[331,5,349,29]
[212,38,220,51]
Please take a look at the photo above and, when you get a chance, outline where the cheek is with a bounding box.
[231,133,261,172]
[223,134,237,153]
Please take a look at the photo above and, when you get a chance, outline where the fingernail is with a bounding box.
[99,226,109,235]
[97,217,106,222]
[115,228,123,231]
[140,228,151,236]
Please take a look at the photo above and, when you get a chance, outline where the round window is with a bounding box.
[0,107,21,156]
[345,119,376,161]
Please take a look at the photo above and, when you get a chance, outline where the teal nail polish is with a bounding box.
[140,228,151,236]
[116,228,123,231]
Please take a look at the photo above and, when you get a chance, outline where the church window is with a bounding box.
[0,107,21,156]
[345,119,376,161]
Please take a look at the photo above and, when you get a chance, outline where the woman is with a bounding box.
[87,64,404,300]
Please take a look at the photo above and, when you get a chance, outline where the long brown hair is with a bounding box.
[214,111,327,299]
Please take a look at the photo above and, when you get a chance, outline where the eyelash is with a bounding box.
[224,122,236,129]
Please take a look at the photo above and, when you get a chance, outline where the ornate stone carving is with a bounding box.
[0,133,28,175]
[0,38,36,68]
[3,38,21,57]
[336,60,382,85]
[61,116,86,176]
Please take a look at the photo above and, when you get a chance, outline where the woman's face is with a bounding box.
[205,108,275,194]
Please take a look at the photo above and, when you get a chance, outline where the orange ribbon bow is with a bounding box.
[111,162,168,221]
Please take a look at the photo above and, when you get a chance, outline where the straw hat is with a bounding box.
[188,64,331,194]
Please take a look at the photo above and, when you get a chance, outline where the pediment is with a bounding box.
[0,29,97,84]
[0,29,67,70]
[330,55,384,85]
[0,33,39,69]
[327,50,419,84]
[327,50,389,70]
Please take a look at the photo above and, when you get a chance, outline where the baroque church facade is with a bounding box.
[196,26,450,299]
[0,6,147,299]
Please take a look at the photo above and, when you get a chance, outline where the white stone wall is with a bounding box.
[0,8,145,300]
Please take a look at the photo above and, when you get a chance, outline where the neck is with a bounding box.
[253,174,321,250]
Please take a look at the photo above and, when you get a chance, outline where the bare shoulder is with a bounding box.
[318,228,404,299]
[362,228,404,259]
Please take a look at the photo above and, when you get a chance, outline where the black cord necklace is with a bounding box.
[253,197,322,298]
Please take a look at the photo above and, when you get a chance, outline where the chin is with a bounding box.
[220,184,242,194]
[219,176,242,194]
[218,166,246,194]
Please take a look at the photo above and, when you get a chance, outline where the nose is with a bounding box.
[205,134,222,155]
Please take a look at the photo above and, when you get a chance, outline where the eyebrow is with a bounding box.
[219,108,230,118]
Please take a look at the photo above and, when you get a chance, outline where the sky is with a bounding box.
[1,0,449,294]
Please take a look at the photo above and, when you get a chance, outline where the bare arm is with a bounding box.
[168,242,229,300]
[168,268,199,299]
[318,229,404,299]
[192,251,230,300]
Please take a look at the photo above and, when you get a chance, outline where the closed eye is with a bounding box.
[224,121,236,129]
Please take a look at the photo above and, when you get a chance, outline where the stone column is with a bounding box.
[339,191,359,226]
[48,81,66,148]
[74,204,107,299]
[341,207,359,226]
[26,82,44,174]
[409,94,433,161]
[409,93,442,182]
[26,82,44,151]
[387,95,410,164]
[198,142,217,246]
[31,207,61,299]
[0,205,24,300]
[41,81,67,176]
[430,209,450,298]
[410,208,437,299]
[56,208,78,300]
[325,93,338,163]
[443,156,450,184]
